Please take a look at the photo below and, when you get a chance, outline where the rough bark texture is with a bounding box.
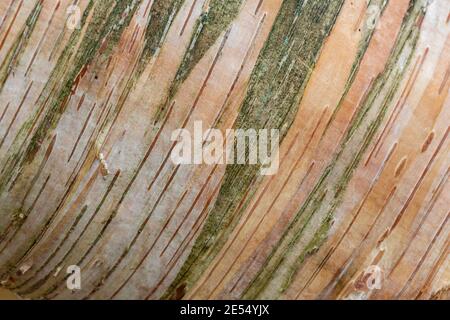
[0,0,448,300]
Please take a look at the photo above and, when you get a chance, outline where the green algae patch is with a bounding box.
[163,0,346,300]
[173,0,243,90]
[0,1,143,270]
[136,0,185,77]
[151,0,243,125]
[25,0,141,163]
[0,0,142,195]
[0,1,43,91]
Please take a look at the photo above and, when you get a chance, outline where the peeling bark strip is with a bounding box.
[0,0,449,300]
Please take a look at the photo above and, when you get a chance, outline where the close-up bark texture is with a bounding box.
[0,0,448,300]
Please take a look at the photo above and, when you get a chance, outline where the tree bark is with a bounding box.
[0,0,448,300]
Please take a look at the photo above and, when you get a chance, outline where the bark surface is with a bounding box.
[0,0,448,300]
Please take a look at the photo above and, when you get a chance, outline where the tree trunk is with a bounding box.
[0,0,448,300]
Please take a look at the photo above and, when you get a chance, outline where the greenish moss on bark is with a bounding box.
[173,0,243,90]
[136,0,185,77]
[0,0,141,194]
[0,1,43,90]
